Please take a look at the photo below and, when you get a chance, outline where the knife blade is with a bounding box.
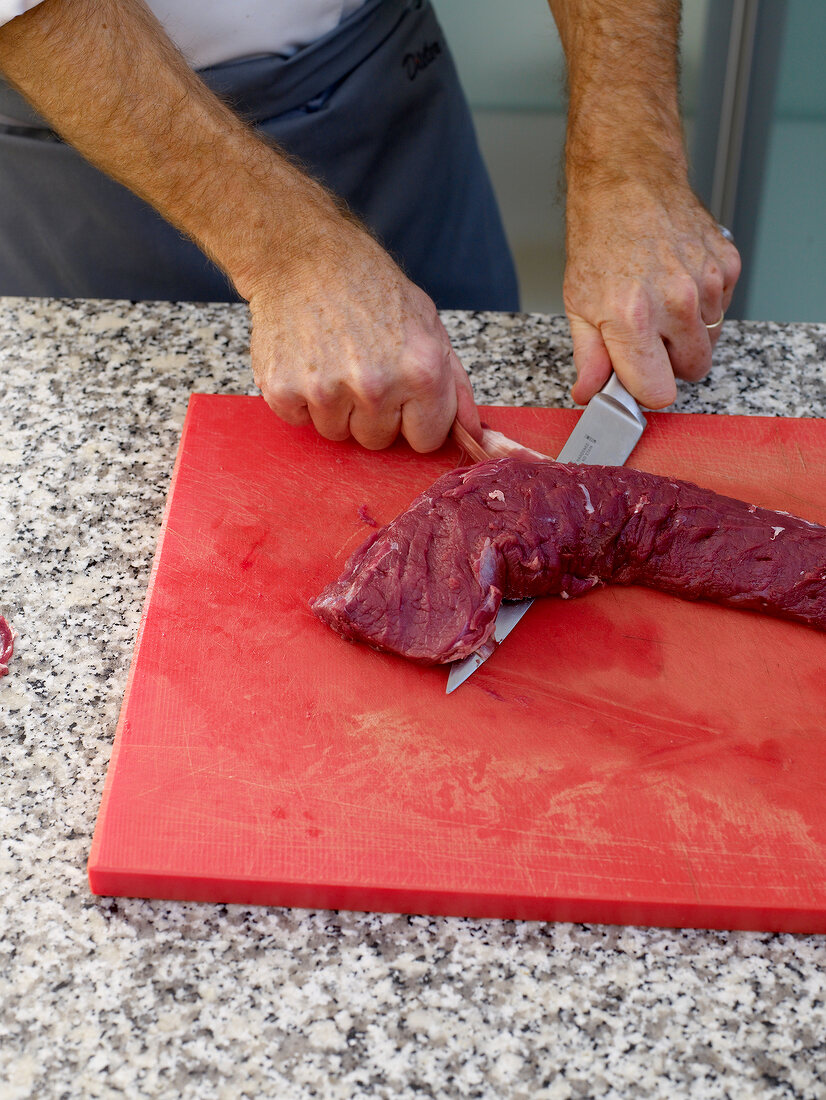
[446,373,647,694]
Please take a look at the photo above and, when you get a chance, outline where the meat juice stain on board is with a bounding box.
[357,503,379,528]
[536,597,668,681]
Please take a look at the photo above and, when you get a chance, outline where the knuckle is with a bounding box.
[725,242,743,282]
[702,263,725,301]
[665,274,701,321]
[251,359,276,394]
[351,366,391,411]
[607,283,654,336]
[264,393,308,426]
[562,274,587,313]
[305,378,342,411]
[401,403,453,454]
[257,376,302,420]
[406,342,450,394]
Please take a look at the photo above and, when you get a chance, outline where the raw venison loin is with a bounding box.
[311,457,826,665]
[0,615,14,676]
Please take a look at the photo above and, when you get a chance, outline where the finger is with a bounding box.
[357,368,462,452]
[450,349,482,442]
[695,239,739,356]
[698,262,725,358]
[309,405,353,442]
[399,357,457,454]
[720,240,742,306]
[277,403,312,428]
[707,301,726,354]
[698,261,725,329]
[601,324,677,409]
[661,314,713,385]
[304,379,354,442]
[708,242,741,355]
[345,361,404,449]
[393,337,460,453]
[651,273,714,385]
[401,387,458,453]
[348,404,402,451]
[259,385,312,428]
[663,322,713,383]
[568,316,613,405]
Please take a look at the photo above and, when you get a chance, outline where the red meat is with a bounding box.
[311,457,826,665]
[0,615,14,677]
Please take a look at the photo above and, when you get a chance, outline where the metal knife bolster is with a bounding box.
[556,373,647,465]
[446,374,646,694]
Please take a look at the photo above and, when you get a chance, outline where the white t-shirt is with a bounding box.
[0,1,366,68]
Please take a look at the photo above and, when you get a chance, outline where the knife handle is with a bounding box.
[600,373,647,427]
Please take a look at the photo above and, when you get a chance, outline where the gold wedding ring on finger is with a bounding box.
[706,224,733,329]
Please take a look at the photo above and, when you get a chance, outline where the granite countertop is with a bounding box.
[2,296,825,1099]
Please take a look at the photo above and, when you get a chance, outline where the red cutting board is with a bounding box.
[89,396,826,931]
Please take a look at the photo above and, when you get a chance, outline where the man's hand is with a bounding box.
[564,178,741,408]
[0,0,480,452]
[244,214,479,452]
[548,0,742,409]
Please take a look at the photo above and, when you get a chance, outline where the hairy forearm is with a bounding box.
[0,0,339,297]
[544,0,741,411]
[548,0,688,188]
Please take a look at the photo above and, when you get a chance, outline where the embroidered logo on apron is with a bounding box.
[402,40,442,80]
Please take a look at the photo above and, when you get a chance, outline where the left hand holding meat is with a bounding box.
[245,212,481,454]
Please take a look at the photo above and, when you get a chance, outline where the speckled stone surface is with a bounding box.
[2,296,826,1100]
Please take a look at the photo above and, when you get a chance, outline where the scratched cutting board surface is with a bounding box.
[88,396,826,931]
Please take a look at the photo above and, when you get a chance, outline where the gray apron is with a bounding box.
[0,0,519,310]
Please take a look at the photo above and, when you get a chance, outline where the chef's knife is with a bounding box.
[446,372,647,693]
